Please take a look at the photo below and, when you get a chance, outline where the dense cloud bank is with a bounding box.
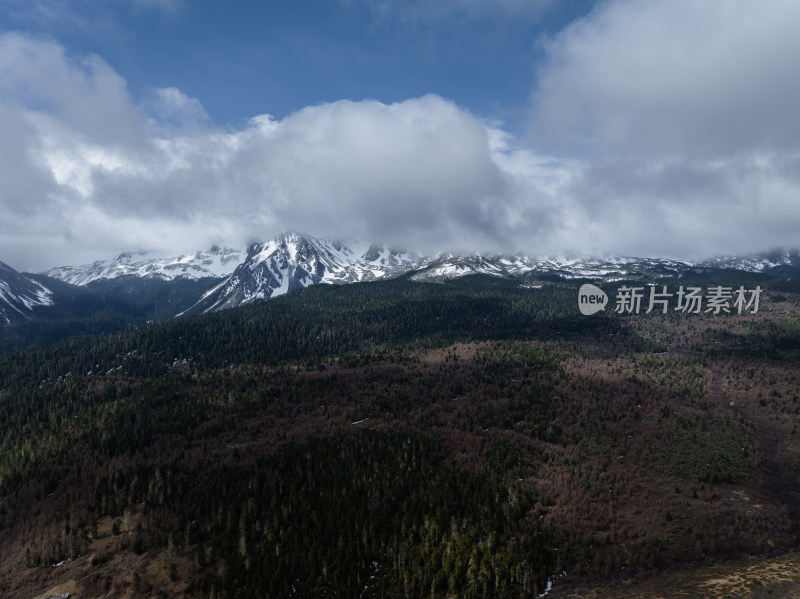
[1,0,799,271]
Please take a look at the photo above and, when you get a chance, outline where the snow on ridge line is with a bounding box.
[40,233,800,306]
[408,254,698,282]
[45,246,246,286]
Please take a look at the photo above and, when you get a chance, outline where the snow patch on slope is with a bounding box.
[0,261,54,324]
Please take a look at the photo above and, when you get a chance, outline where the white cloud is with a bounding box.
[525,0,800,258]
[144,87,210,133]
[78,95,518,256]
[532,0,800,158]
[0,32,145,145]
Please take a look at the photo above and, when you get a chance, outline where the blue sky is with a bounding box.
[1,0,799,270]
[1,0,592,131]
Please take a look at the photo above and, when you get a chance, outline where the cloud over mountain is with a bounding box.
[0,32,563,271]
[1,1,799,273]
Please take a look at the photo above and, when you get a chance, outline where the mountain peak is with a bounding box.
[180,232,421,315]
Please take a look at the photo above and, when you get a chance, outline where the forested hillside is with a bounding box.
[0,275,613,389]
[1,273,799,597]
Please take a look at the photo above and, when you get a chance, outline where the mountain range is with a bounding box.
[45,245,246,286]
[1,231,799,330]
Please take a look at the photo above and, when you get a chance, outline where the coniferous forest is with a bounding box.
[1,273,800,597]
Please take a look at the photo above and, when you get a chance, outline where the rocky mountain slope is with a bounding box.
[179,232,420,314]
[0,261,53,325]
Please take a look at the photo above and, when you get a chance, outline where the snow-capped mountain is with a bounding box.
[181,232,420,314]
[41,233,800,319]
[696,248,800,276]
[412,249,800,282]
[46,245,245,286]
[411,254,693,281]
[0,261,53,325]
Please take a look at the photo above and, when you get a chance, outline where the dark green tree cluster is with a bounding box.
[94,430,555,598]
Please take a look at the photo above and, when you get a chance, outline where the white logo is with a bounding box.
[578,283,608,315]
[578,284,762,316]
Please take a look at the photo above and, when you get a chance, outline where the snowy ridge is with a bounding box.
[40,234,800,317]
[184,231,420,313]
[45,245,245,286]
[411,254,693,281]
[696,249,800,273]
[412,250,800,281]
[0,261,53,325]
